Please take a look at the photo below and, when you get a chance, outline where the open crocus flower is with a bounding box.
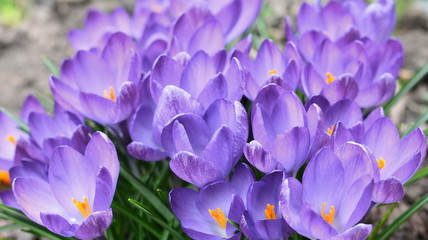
[13,132,119,239]
[240,171,294,240]
[244,84,321,175]
[234,39,301,100]
[280,143,374,240]
[169,163,254,240]
[301,38,366,104]
[51,32,140,125]
[152,86,248,188]
[328,107,426,203]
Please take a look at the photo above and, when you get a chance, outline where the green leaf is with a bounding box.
[401,110,428,136]
[34,92,54,114]
[0,223,20,232]
[111,202,161,238]
[0,204,69,240]
[41,55,60,78]
[384,63,428,112]
[0,107,29,133]
[226,218,240,230]
[405,167,428,186]
[128,199,186,240]
[377,193,428,240]
[119,167,175,221]
[368,203,398,240]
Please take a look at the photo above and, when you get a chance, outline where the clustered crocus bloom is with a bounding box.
[1,0,426,240]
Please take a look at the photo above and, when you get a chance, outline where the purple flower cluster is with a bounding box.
[0,0,426,240]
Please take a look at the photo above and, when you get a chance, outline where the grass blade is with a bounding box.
[401,110,428,136]
[128,199,186,240]
[404,167,428,186]
[120,167,174,221]
[368,203,398,240]
[377,193,428,240]
[0,204,68,240]
[41,55,60,78]
[0,107,29,133]
[384,63,428,112]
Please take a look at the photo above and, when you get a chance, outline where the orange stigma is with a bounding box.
[0,171,11,185]
[327,125,335,136]
[264,204,277,220]
[6,135,16,145]
[269,70,278,75]
[376,158,386,170]
[103,86,116,102]
[72,197,92,218]
[321,203,335,225]
[208,208,227,229]
[326,72,336,84]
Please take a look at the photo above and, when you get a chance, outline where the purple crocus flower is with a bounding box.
[288,0,396,44]
[51,32,140,125]
[244,84,321,175]
[168,0,262,42]
[280,142,374,240]
[234,39,301,100]
[332,111,427,203]
[128,50,245,162]
[13,132,119,239]
[169,163,254,240]
[150,86,248,187]
[240,171,294,240]
[301,38,365,104]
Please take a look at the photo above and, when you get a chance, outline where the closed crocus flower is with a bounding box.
[169,164,254,240]
[169,0,262,43]
[153,86,248,188]
[234,39,301,100]
[280,143,374,240]
[289,0,396,45]
[50,32,140,125]
[240,171,294,240]
[13,132,119,239]
[244,84,320,175]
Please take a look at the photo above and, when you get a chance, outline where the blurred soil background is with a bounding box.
[0,0,427,239]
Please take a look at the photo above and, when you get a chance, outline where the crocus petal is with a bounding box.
[320,75,358,104]
[364,117,399,165]
[188,19,225,55]
[92,167,114,212]
[169,187,199,220]
[49,146,96,217]
[20,94,45,124]
[13,177,66,224]
[197,74,228,109]
[153,86,205,142]
[355,73,395,107]
[244,141,280,173]
[225,0,262,42]
[271,127,310,174]
[331,223,372,240]
[230,163,255,205]
[202,126,235,176]
[364,107,385,130]
[84,132,119,185]
[372,178,404,204]
[300,205,339,239]
[40,213,77,237]
[170,151,224,188]
[75,209,113,240]
[127,142,167,161]
[280,178,306,236]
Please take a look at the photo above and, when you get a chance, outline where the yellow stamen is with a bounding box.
[0,171,11,185]
[264,204,277,220]
[103,87,116,102]
[72,197,92,218]
[208,208,227,229]
[325,72,336,84]
[376,157,386,170]
[327,125,335,136]
[6,135,16,146]
[269,70,278,75]
[321,203,335,225]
